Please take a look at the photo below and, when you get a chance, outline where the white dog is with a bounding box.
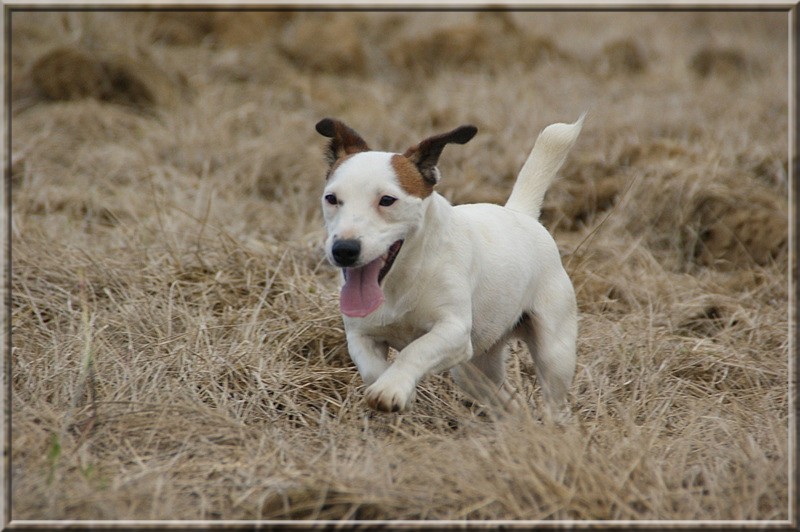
[316,115,583,414]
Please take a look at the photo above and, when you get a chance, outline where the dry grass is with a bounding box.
[8,9,793,523]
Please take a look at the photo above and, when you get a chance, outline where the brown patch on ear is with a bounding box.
[391,154,433,198]
[404,124,477,185]
[315,118,370,168]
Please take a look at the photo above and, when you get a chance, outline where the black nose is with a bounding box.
[332,239,361,267]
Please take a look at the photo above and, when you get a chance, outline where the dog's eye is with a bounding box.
[378,196,397,207]
[324,193,338,206]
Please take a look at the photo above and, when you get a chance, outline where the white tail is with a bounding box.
[505,114,585,219]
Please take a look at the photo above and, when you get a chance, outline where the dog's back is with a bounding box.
[505,115,585,220]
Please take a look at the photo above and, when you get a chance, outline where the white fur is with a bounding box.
[322,118,583,414]
[506,113,585,219]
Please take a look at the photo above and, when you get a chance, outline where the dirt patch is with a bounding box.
[149,12,293,47]
[674,296,740,337]
[689,46,759,78]
[388,15,569,76]
[543,174,623,231]
[689,187,788,269]
[594,39,647,77]
[30,45,187,110]
[278,15,368,75]
[583,131,791,272]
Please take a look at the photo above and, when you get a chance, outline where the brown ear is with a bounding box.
[315,118,370,166]
[403,125,477,185]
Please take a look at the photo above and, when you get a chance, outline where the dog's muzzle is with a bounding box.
[335,238,404,318]
[332,239,361,267]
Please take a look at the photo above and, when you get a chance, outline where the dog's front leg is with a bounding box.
[346,331,390,386]
[365,316,472,412]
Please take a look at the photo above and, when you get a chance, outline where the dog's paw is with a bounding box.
[365,375,417,413]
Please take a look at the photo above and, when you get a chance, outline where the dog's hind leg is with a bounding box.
[451,341,514,411]
[515,306,577,420]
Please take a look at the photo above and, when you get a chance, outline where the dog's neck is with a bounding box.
[381,191,452,300]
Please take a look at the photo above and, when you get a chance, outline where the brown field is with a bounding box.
[7,9,794,523]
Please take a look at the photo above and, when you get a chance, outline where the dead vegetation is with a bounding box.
[9,10,792,523]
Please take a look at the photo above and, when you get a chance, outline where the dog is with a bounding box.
[316,115,583,415]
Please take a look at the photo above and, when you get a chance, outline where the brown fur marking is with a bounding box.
[391,154,433,198]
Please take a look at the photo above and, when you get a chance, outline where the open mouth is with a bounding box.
[378,239,404,284]
[339,239,404,318]
[342,239,404,285]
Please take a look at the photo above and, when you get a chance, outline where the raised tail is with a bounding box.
[505,114,585,219]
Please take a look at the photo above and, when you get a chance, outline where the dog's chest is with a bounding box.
[350,313,433,351]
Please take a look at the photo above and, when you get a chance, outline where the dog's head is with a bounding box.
[316,118,477,318]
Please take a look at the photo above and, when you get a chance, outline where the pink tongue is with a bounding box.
[340,257,385,317]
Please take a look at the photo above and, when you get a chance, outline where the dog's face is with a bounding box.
[321,151,424,317]
[316,118,477,318]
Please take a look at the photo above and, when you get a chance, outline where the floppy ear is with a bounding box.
[315,118,370,166]
[403,125,478,185]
